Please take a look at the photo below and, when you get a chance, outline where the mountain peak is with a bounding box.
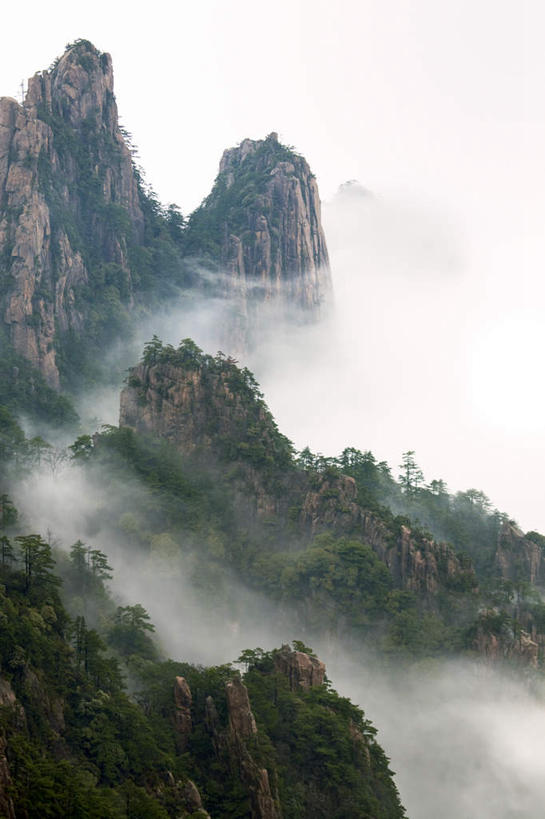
[24,39,114,130]
[218,131,282,175]
[0,41,143,388]
[186,132,332,354]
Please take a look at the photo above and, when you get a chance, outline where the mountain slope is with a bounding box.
[0,535,405,818]
[115,339,545,664]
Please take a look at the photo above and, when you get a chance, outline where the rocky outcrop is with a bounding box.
[120,361,268,457]
[494,522,545,587]
[0,676,17,710]
[187,132,331,355]
[1,43,332,384]
[225,676,281,819]
[180,779,210,817]
[251,768,280,819]
[119,347,299,527]
[473,618,539,668]
[170,673,279,817]
[0,40,144,386]
[174,676,193,748]
[204,695,220,742]
[274,645,326,691]
[226,676,258,740]
[300,473,361,531]
[300,471,475,596]
[155,772,211,818]
[120,348,475,601]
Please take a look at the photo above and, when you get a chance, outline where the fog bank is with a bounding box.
[327,653,545,819]
[11,458,545,819]
[250,184,545,534]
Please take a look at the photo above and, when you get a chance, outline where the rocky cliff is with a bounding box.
[493,522,545,588]
[165,647,404,818]
[0,43,332,390]
[0,39,148,387]
[473,620,539,668]
[119,340,474,606]
[120,354,289,464]
[174,675,193,749]
[225,677,280,819]
[172,671,281,818]
[273,644,326,691]
[185,132,332,354]
[300,473,475,596]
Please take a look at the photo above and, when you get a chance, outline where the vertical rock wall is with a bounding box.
[0,40,143,387]
[187,132,332,355]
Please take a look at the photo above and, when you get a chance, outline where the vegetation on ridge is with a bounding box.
[0,500,405,817]
[184,133,303,260]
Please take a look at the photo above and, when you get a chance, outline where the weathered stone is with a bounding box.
[224,678,281,817]
[274,645,326,692]
[120,356,473,599]
[0,676,16,710]
[0,40,143,386]
[174,676,192,747]
[0,675,25,730]
[181,779,206,812]
[225,676,257,740]
[194,131,332,356]
[299,471,474,596]
[204,695,219,737]
[156,772,211,818]
[494,522,545,587]
[473,619,539,668]
[253,767,280,819]
[121,362,271,456]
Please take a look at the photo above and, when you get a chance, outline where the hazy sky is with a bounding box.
[2,1,545,529]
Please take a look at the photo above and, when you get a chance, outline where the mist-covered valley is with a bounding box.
[1,35,544,819]
[8,445,545,819]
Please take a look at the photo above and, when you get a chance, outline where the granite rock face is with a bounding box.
[1,44,332,387]
[225,677,281,819]
[173,675,193,748]
[120,350,474,600]
[473,620,539,668]
[298,469,474,597]
[120,361,259,455]
[494,522,545,587]
[187,132,332,355]
[226,676,258,740]
[0,40,143,387]
[274,645,326,691]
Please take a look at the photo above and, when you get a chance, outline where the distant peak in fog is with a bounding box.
[336,179,374,199]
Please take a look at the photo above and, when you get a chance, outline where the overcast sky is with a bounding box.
[2,1,545,530]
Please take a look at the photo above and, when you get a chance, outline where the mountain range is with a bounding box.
[0,39,543,818]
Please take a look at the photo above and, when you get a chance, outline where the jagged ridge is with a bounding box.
[119,340,477,623]
[0,42,332,393]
